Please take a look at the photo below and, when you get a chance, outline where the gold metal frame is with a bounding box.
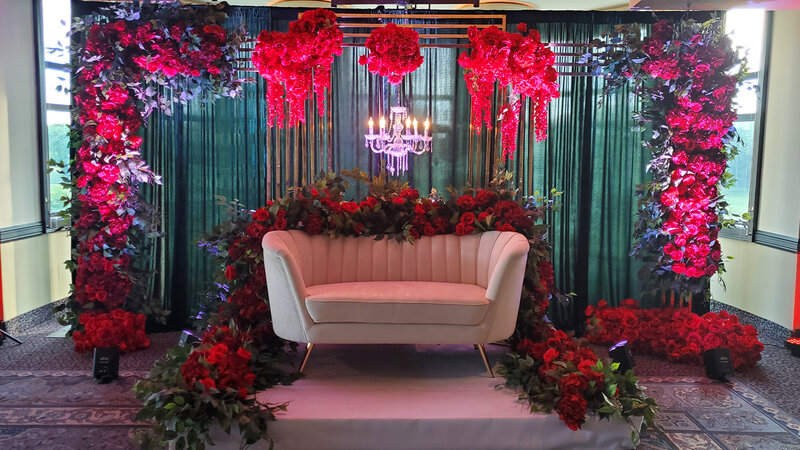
[477,344,494,377]
[300,342,314,372]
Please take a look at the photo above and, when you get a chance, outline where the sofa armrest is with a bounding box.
[262,231,314,343]
[485,234,530,302]
[483,233,529,342]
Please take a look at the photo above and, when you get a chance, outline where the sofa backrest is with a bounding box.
[262,230,528,288]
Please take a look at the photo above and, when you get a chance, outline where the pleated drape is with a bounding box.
[137,7,708,326]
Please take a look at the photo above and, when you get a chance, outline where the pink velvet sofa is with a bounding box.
[261,230,530,375]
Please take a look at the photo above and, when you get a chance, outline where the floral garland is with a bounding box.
[61,1,248,351]
[135,170,657,448]
[585,299,764,370]
[358,23,424,85]
[458,23,559,159]
[251,9,343,128]
[598,18,743,295]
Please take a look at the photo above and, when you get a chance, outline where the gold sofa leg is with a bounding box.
[300,343,314,373]
[477,344,494,378]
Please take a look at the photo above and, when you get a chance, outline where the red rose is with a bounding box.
[542,348,559,363]
[253,208,270,222]
[340,201,359,214]
[558,373,587,396]
[557,394,588,431]
[225,265,237,281]
[456,195,476,211]
[455,222,474,236]
[460,212,476,225]
[304,215,324,235]
[400,188,420,200]
[476,190,498,206]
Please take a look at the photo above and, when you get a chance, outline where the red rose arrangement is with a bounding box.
[132,23,228,78]
[358,23,424,85]
[67,2,246,353]
[252,9,343,128]
[458,23,559,158]
[642,21,737,279]
[585,299,764,370]
[180,325,256,399]
[72,309,150,354]
[607,18,743,293]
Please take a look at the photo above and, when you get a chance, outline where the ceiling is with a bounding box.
[219,0,628,9]
[215,0,799,9]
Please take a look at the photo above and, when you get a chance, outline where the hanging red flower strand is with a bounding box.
[459,23,559,159]
[251,9,343,128]
[358,23,424,85]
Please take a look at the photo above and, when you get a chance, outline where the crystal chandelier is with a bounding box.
[365,106,432,175]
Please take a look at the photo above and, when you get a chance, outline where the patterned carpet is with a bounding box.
[1,321,799,449]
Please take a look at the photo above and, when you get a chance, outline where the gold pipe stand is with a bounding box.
[300,343,314,373]
[477,344,494,378]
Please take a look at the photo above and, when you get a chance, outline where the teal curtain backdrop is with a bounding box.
[132,7,709,326]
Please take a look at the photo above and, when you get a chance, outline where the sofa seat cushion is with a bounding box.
[305,281,489,325]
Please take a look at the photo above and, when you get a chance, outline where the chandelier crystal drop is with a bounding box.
[364,106,432,175]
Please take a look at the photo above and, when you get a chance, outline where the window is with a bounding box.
[721,10,770,239]
[38,0,72,229]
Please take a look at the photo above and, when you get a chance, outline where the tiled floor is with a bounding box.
[637,377,800,449]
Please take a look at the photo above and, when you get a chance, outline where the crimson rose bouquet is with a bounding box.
[358,23,424,85]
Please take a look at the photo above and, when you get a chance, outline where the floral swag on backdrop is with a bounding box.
[60,1,248,353]
[251,9,343,128]
[458,24,560,159]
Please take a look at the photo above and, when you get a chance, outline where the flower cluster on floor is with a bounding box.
[586,299,764,370]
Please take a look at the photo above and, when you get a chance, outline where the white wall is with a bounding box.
[712,10,800,330]
[0,0,71,320]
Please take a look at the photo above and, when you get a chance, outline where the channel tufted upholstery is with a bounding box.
[262,230,529,346]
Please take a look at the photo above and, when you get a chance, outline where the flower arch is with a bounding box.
[63,2,248,351]
[597,18,743,298]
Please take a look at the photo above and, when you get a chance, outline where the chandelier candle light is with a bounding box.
[365,106,432,175]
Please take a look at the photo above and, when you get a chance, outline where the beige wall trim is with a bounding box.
[753,230,800,253]
[0,221,44,243]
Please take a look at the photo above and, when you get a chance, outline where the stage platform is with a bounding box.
[213,344,637,449]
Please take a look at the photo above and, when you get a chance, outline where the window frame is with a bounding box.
[36,0,71,232]
[720,11,773,242]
